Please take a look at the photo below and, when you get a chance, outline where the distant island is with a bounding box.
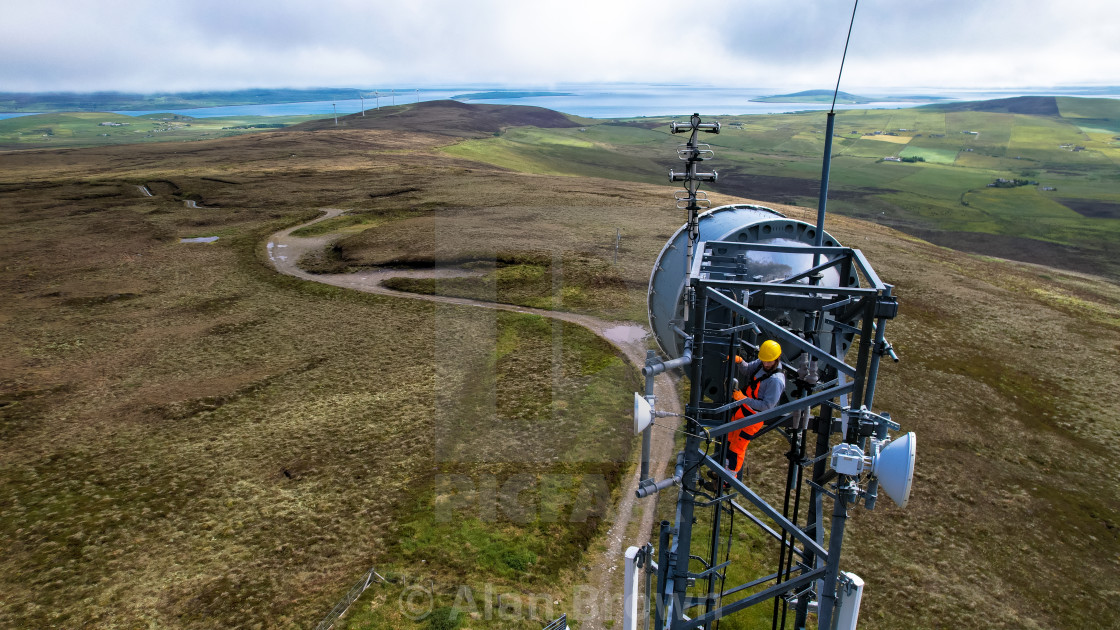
[751,90,948,104]
[452,91,574,100]
[751,90,874,104]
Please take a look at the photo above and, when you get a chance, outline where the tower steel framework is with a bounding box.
[631,114,909,630]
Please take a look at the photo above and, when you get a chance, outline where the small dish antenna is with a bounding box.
[830,431,917,508]
[871,432,916,508]
[633,393,653,435]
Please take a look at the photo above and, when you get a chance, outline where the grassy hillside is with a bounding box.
[433,97,1120,280]
[286,108,1120,628]
[9,96,1118,281]
[0,111,325,149]
[0,128,639,629]
[1,103,1118,628]
[292,99,583,136]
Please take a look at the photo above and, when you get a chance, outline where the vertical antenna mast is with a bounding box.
[816,0,860,250]
[669,114,720,325]
[669,114,720,272]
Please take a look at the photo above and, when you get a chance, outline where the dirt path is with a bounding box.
[266,209,680,628]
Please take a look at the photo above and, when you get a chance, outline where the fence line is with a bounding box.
[315,566,384,630]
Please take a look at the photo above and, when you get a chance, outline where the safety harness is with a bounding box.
[726,366,783,473]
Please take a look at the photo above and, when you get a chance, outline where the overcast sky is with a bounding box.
[4,0,1119,94]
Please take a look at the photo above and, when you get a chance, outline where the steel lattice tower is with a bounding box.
[628,114,912,630]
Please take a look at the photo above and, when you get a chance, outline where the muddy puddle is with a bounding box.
[266,241,289,262]
[602,324,647,345]
[181,236,219,244]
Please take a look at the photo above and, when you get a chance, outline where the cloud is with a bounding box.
[2,0,1118,92]
[706,0,1120,89]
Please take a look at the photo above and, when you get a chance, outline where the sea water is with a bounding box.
[4,83,1113,121]
[108,87,933,119]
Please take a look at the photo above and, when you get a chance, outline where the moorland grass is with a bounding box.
[324,140,1120,628]
[2,108,1120,629]
[0,132,638,628]
[381,253,642,321]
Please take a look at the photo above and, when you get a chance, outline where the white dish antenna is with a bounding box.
[872,432,916,508]
[633,393,653,435]
[830,431,917,508]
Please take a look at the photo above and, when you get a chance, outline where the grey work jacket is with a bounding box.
[735,359,787,413]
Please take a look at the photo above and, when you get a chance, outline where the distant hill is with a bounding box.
[751,90,874,104]
[921,95,1061,115]
[291,99,581,137]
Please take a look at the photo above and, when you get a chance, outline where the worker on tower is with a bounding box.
[724,340,787,475]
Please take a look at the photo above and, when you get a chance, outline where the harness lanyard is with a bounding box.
[745,366,775,398]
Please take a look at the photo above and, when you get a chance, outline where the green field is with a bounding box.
[0,111,328,149]
[19,93,1117,282]
[434,96,1120,279]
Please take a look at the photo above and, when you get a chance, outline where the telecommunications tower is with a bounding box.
[622,110,915,630]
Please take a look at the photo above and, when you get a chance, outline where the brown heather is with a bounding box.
[1,102,1118,628]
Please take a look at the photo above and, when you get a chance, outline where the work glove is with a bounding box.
[735,355,744,364]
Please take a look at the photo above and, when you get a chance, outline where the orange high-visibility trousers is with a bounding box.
[726,390,763,473]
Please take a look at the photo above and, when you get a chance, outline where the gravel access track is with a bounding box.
[267,209,681,629]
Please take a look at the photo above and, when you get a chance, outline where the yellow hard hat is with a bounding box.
[758,340,782,362]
